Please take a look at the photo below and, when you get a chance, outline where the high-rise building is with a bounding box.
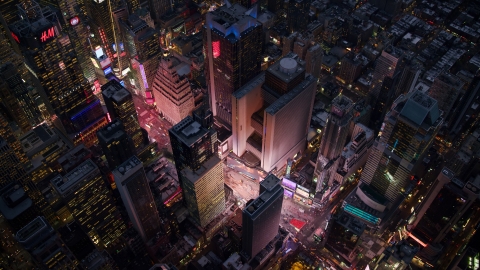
[428,72,464,120]
[0,63,43,132]
[0,112,30,168]
[51,159,126,247]
[0,181,38,232]
[287,0,309,32]
[242,174,283,259]
[410,168,479,265]
[9,1,102,135]
[305,44,323,79]
[232,55,316,172]
[169,116,218,173]
[337,54,363,85]
[369,47,404,105]
[204,3,263,126]
[152,54,195,124]
[314,95,354,196]
[180,155,225,228]
[361,91,443,202]
[102,80,144,150]
[169,116,224,227]
[16,216,78,269]
[120,14,161,99]
[97,119,135,170]
[112,156,161,242]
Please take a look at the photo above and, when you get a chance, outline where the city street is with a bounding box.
[132,95,173,152]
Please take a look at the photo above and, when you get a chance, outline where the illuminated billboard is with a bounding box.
[284,189,294,198]
[103,67,112,75]
[282,178,297,191]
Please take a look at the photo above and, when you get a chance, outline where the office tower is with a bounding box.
[410,168,478,264]
[0,63,42,132]
[0,136,30,189]
[305,44,323,79]
[325,211,366,261]
[102,80,144,150]
[16,216,78,269]
[361,91,442,202]
[152,54,194,125]
[287,0,309,32]
[242,174,283,258]
[369,240,419,270]
[314,95,354,197]
[169,116,224,227]
[55,0,97,82]
[51,159,126,247]
[180,154,225,228]
[112,156,161,242]
[337,54,363,85]
[428,72,464,120]
[56,144,92,173]
[0,182,38,232]
[120,14,161,99]
[396,61,421,95]
[86,0,118,62]
[97,119,135,170]
[232,55,316,172]
[0,112,30,167]
[9,2,102,135]
[169,116,218,173]
[204,3,263,126]
[369,47,403,105]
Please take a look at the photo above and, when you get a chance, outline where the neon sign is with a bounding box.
[40,27,55,43]
[212,41,220,58]
[11,32,20,43]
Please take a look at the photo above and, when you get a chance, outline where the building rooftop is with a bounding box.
[51,159,98,197]
[102,81,131,104]
[399,91,440,127]
[97,120,128,143]
[169,116,211,147]
[180,155,221,184]
[266,53,305,83]
[233,72,265,99]
[207,3,261,42]
[266,75,316,115]
[16,216,49,244]
[113,156,143,177]
[244,181,283,219]
[0,184,33,220]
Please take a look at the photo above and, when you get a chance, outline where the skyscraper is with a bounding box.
[369,47,404,105]
[204,3,263,126]
[169,116,218,173]
[314,95,354,195]
[0,63,42,132]
[287,0,309,32]
[169,116,224,227]
[9,1,102,135]
[242,174,283,258]
[120,13,161,99]
[97,119,135,170]
[0,181,38,232]
[112,156,161,242]
[428,72,464,120]
[410,168,479,265]
[361,91,443,202]
[152,54,195,124]
[16,216,78,269]
[180,155,225,228]
[102,80,144,150]
[51,159,126,247]
[231,54,316,172]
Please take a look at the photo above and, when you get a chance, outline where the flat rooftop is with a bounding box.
[169,116,211,147]
[180,155,222,184]
[51,159,98,196]
[102,81,131,104]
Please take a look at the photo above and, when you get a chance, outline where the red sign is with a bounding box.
[11,32,20,43]
[40,27,55,43]
[70,16,80,26]
[212,41,220,58]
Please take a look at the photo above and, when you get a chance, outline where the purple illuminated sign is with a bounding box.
[139,64,149,89]
[282,178,297,190]
[284,189,294,198]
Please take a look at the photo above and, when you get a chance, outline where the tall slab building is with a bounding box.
[204,3,263,126]
[169,116,224,227]
[242,174,283,259]
[361,91,443,202]
[113,156,161,242]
